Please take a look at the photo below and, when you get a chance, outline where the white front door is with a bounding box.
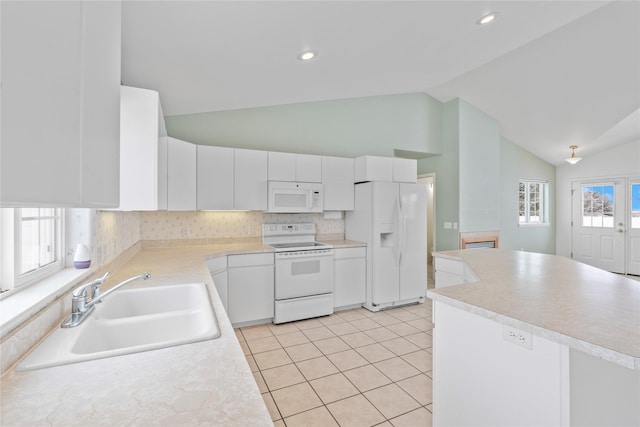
[628,179,640,276]
[572,180,626,273]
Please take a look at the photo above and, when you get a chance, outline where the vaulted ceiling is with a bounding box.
[121,1,640,166]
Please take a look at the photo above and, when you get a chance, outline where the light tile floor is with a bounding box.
[236,264,436,427]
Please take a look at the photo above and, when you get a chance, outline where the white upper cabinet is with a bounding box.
[197,145,234,210]
[1,1,121,207]
[268,152,322,183]
[354,156,393,183]
[268,152,296,181]
[393,158,417,183]
[322,156,355,211]
[295,154,322,183]
[235,149,268,210]
[167,137,197,211]
[118,86,168,211]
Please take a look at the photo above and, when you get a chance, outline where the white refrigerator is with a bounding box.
[346,181,427,311]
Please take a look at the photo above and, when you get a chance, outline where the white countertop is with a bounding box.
[0,238,365,425]
[428,249,640,370]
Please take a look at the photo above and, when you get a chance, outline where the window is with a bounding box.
[519,180,548,225]
[631,183,640,230]
[581,185,614,228]
[0,208,64,293]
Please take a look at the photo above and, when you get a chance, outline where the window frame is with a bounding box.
[518,180,550,227]
[0,208,65,293]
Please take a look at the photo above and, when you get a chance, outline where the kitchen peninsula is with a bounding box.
[428,249,640,426]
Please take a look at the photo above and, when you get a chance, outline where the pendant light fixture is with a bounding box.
[565,145,582,165]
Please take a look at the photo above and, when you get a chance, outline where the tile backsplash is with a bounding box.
[66,210,344,270]
[140,211,344,240]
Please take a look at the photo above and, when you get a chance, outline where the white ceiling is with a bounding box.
[121,1,640,166]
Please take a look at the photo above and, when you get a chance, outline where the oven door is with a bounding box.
[275,250,334,300]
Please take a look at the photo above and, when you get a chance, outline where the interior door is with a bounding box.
[572,180,626,273]
[628,179,640,276]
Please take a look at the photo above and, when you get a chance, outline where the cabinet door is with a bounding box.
[167,137,197,211]
[1,1,121,207]
[228,265,274,324]
[296,154,322,183]
[334,250,366,308]
[234,149,267,210]
[322,156,355,211]
[393,158,417,183]
[268,152,296,181]
[197,145,234,210]
[119,86,167,211]
[212,270,228,311]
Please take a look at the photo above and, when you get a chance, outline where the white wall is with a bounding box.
[556,140,640,258]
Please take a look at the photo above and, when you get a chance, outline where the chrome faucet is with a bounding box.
[62,272,151,328]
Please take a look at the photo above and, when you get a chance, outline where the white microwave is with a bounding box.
[267,182,323,213]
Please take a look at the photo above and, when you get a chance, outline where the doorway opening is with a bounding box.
[418,174,435,288]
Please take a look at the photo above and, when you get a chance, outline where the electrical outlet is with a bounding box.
[444,222,452,229]
[503,325,532,349]
[453,222,458,230]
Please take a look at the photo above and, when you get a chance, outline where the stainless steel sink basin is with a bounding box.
[17,283,220,371]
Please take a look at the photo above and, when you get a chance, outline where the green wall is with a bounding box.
[419,100,460,251]
[166,93,443,158]
[500,137,556,254]
[420,99,555,253]
[458,100,500,233]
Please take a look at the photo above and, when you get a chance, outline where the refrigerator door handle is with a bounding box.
[396,195,403,266]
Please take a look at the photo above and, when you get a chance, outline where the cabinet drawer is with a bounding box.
[435,257,464,276]
[228,253,274,268]
[334,247,366,259]
[206,256,227,272]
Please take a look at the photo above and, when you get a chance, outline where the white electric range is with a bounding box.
[262,223,334,324]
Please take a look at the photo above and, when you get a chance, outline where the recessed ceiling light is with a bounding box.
[476,12,499,25]
[297,50,317,61]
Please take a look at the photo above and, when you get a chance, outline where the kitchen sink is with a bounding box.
[98,283,211,319]
[17,283,220,371]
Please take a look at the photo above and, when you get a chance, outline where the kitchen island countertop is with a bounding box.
[428,249,640,370]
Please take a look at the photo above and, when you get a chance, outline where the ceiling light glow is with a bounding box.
[297,50,317,61]
[476,12,499,25]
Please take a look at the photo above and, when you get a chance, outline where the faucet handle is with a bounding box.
[91,272,111,300]
[72,272,111,298]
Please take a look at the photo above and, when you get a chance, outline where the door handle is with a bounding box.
[617,229,625,233]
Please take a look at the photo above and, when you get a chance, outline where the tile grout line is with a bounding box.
[240,300,434,425]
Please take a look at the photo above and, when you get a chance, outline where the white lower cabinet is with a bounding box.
[227,253,274,325]
[334,247,366,309]
[206,256,228,311]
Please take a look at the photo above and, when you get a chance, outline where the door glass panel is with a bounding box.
[632,183,640,229]
[582,185,614,228]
